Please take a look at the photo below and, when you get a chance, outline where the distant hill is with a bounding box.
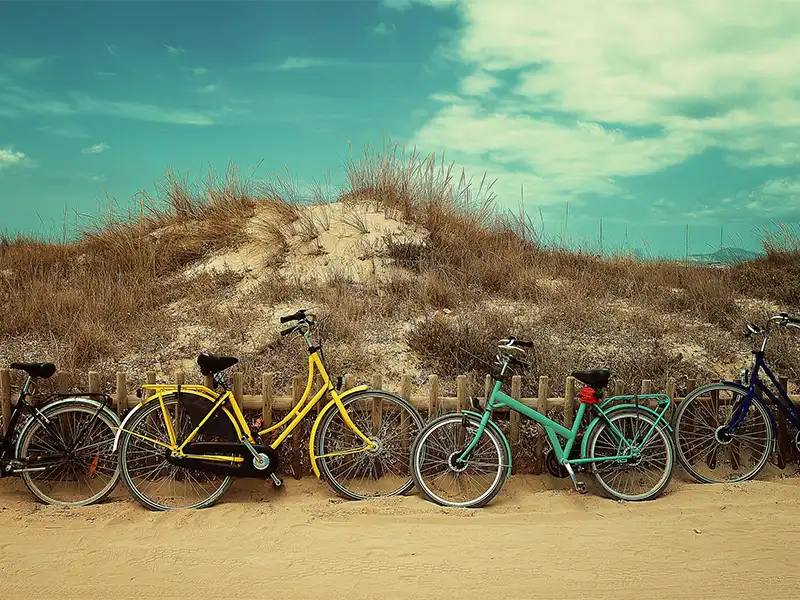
[687,247,762,266]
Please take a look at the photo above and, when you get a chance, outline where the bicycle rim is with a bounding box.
[411,413,507,508]
[316,390,424,500]
[589,410,674,501]
[119,398,233,510]
[673,383,773,484]
[18,404,120,507]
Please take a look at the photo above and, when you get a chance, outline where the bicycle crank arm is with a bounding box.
[11,466,48,473]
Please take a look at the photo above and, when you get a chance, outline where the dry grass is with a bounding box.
[1,138,798,398]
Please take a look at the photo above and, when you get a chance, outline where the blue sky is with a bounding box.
[1,0,799,257]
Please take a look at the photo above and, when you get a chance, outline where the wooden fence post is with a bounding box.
[641,379,653,408]
[456,375,469,413]
[146,371,156,398]
[115,372,127,417]
[344,374,355,391]
[291,375,303,479]
[564,376,576,428]
[175,370,185,385]
[509,376,522,473]
[371,374,383,436]
[614,379,624,398]
[262,373,274,428]
[484,374,492,404]
[400,374,412,459]
[88,371,101,396]
[57,371,70,394]
[534,376,549,474]
[777,376,790,468]
[1,369,11,437]
[428,374,439,420]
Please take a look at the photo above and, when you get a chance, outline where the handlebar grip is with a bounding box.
[280,326,296,336]
[516,340,533,348]
[280,311,302,323]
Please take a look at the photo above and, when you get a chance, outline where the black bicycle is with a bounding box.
[1,362,121,506]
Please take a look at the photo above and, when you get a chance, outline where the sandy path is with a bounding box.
[1,471,799,600]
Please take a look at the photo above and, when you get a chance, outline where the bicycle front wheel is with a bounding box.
[315,390,424,500]
[588,409,674,501]
[17,402,120,507]
[410,413,509,508]
[672,382,773,484]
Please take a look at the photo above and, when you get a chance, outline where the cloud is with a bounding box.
[165,45,185,55]
[90,174,107,183]
[409,1,800,205]
[0,85,215,126]
[39,124,91,139]
[460,70,500,96]
[81,142,110,154]
[189,66,209,77]
[2,55,51,74]
[274,57,340,71]
[0,146,34,170]
[196,84,218,94]
[374,22,396,35]
[105,44,120,57]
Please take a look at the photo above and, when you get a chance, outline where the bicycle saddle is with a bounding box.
[197,352,239,376]
[571,368,612,390]
[9,362,56,379]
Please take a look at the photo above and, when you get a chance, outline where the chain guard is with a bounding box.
[165,442,279,478]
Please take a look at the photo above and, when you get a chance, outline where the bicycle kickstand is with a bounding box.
[563,463,587,494]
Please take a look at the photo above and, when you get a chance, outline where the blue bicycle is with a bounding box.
[672,312,800,483]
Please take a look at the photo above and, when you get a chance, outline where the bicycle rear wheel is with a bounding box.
[410,413,509,508]
[672,382,773,484]
[315,390,424,500]
[587,409,674,501]
[16,401,120,507]
[118,396,233,511]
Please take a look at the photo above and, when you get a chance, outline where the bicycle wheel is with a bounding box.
[410,413,509,508]
[316,390,424,500]
[587,409,674,501]
[672,382,773,484]
[118,395,233,511]
[16,401,120,507]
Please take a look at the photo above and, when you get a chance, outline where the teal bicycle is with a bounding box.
[410,337,676,507]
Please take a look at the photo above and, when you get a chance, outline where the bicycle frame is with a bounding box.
[119,349,376,465]
[1,378,114,471]
[727,351,800,432]
[459,379,669,467]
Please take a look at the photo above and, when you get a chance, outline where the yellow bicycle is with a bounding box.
[113,310,425,510]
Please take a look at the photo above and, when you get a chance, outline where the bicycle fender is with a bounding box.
[112,401,145,452]
[15,397,121,458]
[580,403,670,459]
[308,385,369,478]
[461,410,513,479]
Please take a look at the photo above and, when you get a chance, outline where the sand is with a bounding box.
[1,470,799,600]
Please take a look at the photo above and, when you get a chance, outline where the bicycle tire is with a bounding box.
[16,401,120,506]
[410,412,509,508]
[672,382,773,484]
[118,396,233,511]
[316,390,424,500]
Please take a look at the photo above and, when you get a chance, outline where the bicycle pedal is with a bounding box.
[576,482,587,494]
[269,472,283,487]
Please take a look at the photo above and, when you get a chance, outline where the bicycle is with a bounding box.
[410,337,676,508]
[1,362,121,506]
[672,312,800,484]
[113,309,425,510]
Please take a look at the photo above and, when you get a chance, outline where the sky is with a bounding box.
[1,0,799,257]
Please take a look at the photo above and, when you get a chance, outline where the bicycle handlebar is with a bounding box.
[279,326,296,337]
[280,309,310,323]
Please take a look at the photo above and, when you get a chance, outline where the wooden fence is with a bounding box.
[1,369,798,475]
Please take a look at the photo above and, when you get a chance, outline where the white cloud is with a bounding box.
[374,22,396,35]
[189,66,209,77]
[105,44,120,57]
[90,174,107,183]
[0,146,34,170]
[165,45,185,55]
[2,55,50,74]
[460,70,500,96]
[275,57,338,71]
[197,84,218,94]
[40,124,91,138]
[81,142,110,154]
[409,0,800,205]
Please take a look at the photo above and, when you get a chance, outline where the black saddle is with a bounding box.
[571,368,612,390]
[9,362,56,379]
[197,352,239,376]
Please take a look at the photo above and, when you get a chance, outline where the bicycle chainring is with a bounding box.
[545,448,569,478]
